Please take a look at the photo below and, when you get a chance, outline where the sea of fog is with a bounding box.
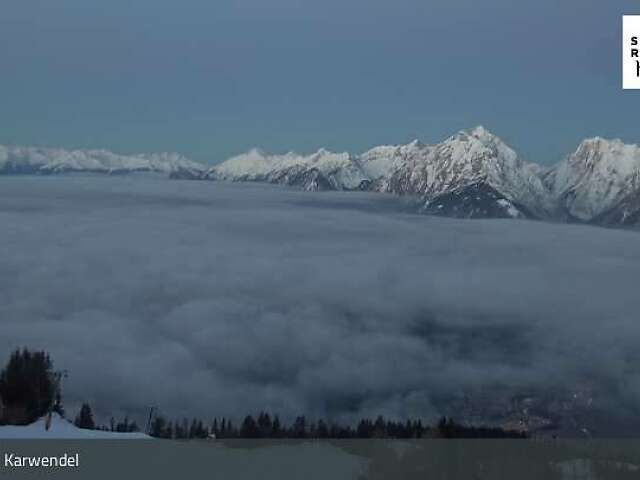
[1,175,639,427]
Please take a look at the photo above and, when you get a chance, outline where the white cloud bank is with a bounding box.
[0,175,639,427]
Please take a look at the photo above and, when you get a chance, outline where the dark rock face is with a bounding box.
[591,190,640,226]
[422,183,533,220]
[271,167,336,191]
[169,168,204,180]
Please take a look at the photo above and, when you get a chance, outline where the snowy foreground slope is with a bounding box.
[0,145,205,178]
[204,127,640,225]
[0,414,149,439]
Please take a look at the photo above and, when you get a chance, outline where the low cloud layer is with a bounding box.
[1,175,639,425]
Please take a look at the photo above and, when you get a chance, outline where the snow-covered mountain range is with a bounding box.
[202,148,369,191]
[203,127,552,219]
[0,144,206,177]
[4,128,640,226]
[203,126,640,225]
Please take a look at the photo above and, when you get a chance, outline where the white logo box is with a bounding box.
[623,15,640,89]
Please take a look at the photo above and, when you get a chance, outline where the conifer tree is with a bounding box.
[317,419,329,438]
[272,415,281,438]
[240,415,258,437]
[0,348,58,424]
[74,403,96,430]
[293,416,306,438]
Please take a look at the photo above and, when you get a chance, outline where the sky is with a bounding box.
[2,176,640,428]
[0,0,639,164]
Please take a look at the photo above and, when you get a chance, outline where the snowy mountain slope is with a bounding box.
[0,414,150,439]
[358,139,428,184]
[0,145,206,177]
[375,127,552,218]
[545,137,640,222]
[202,148,370,191]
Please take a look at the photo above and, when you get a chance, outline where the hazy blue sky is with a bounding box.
[0,0,638,164]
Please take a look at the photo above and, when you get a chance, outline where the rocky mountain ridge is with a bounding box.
[203,127,640,225]
[0,144,205,177]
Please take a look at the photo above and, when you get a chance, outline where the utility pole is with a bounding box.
[145,406,156,435]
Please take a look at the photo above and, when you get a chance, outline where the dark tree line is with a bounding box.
[148,412,526,440]
[73,402,141,433]
[0,349,527,439]
[107,416,140,433]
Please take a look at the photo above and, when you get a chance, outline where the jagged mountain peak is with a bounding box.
[308,148,353,164]
[578,135,625,147]
[312,146,336,156]
[570,136,640,173]
[548,136,640,221]
[212,147,351,173]
[469,124,492,137]
[205,146,366,191]
[380,127,550,218]
[445,125,502,145]
[361,138,428,159]
[437,126,519,172]
[246,147,269,157]
[406,139,425,148]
